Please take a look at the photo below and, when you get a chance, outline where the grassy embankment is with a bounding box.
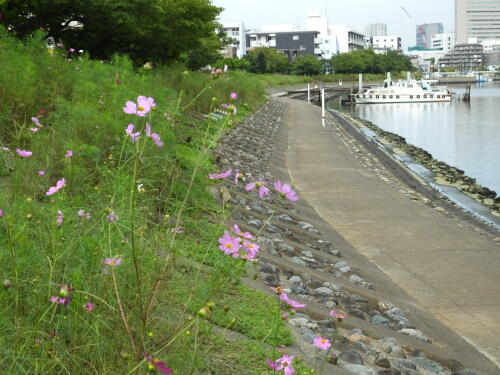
[0,28,311,374]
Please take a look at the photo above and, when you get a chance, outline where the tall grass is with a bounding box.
[0,28,300,374]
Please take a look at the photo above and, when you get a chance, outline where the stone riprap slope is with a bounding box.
[212,99,480,375]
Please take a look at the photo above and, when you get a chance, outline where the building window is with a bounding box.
[293,35,299,40]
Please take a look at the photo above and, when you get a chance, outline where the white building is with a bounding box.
[409,50,447,71]
[456,0,500,44]
[365,23,388,37]
[431,32,455,53]
[481,39,500,53]
[221,22,246,58]
[372,35,402,54]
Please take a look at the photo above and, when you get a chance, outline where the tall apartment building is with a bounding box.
[416,23,444,49]
[365,23,388,37]
[456,0,500,44]
[221,22,246,58]
[431,32,456,52]
[372,35,402,54]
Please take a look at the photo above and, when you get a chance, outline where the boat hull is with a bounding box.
[350,93,451,104]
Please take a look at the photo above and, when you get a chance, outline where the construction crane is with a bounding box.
[401,6,428,47]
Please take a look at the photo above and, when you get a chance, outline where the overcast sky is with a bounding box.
[212,0,455,49]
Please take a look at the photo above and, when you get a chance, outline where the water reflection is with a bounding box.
[346,83,500,193]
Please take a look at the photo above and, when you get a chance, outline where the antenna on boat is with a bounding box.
[359,74,363,93]
[407,71,411,80]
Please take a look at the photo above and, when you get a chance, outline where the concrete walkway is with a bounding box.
[283,98,500,370]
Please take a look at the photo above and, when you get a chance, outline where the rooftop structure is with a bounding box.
[439,43,485,71]
[365,23,387,37]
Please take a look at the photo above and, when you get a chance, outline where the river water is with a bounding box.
[335,82,500,194]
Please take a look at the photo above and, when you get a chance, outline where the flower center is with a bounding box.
[226,243,232,248]
[138,106,145,111]
[321,339,326,343]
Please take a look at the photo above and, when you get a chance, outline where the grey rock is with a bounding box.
[396,318,415,330]
[350,294,368,304]
[391,358,417,370]
[323,282,341,292]
[378,301,394,311]
[352,341,370,353]
[298,221,314,230]
[349,328,364,335]
[375,338,397,353]
[290,257,306,266]
[451,370,477,375]
[301,250,314,258]
[385,307,407,321]
[259,262,277,274]
[342,364,376,375]
[349,308,369,320]
[300,330,315,344]
[339,350,364,365]
[409,357,443,373]
[264,274,279,284]
[375,358,391,368]
[277,214,294,222]
[288,317,308,327]
[349,274,366,284]
[313,287,334,297]
[372,315,389,327]
[387,345,405,359]
[365,349,388,364]
[289,276,308,295]
[335,261,351,272]
[277,242,294,252]
[323,300,337,308]
[399,329,431,343]
[248,219,262,227]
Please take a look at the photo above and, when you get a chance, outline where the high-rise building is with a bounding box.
[416,23,444,49]
[365,23,387,37]
[455,0,500,44]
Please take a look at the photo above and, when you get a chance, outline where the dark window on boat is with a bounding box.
[437,95,440,98]
[389,95,393,99]
[410,95,413,99]
[369,95,372,98]
[430,95,433,98]
[356,95,360,98]
[363,95,366,98]
[423,95,427,98]
[417,95,420,99]
[396,95,400,99]
[376,95,379,99]
[383,95,386,99]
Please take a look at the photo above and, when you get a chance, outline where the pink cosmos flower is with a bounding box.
[16,149,32,158]
[243,241,260,260]
[123,96,156,117]
[65,150,73,158]
[69,48,75,53]
[56,210,64,227]
[220,104,229,109]
[77,209,91,219]
[232,224,254,240]
[230,92,238,100]
[31,117,43,127]
[279,292,306,312]
[209,169,232,180]
[38,171,45,176]
[218,231,241,257]
[267,354,295,375]
[234,170,245,184]
[145,123,163,147]
[274,181,299,201]
[330,310,347,320]
[30,128,39,132]
[104,257,122,267]
[1,147,9,151]
[146,355,173,375]
[83,302,95,312]
[313,336,331,350]
[0,209,4,217]
[125,124,140,142]
[107,211,118,223]
[50,296,70,306]
[46,178,66,196]
[245,181,270,199]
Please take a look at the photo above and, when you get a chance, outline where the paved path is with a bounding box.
[283,98,500,370]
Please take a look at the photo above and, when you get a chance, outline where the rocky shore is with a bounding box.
[210,98,486,375]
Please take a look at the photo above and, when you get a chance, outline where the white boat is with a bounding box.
[350,79,452,104]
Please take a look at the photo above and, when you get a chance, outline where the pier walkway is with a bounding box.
[282,98,500,371]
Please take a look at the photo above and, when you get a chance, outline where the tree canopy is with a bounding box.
[0,0,224,68]
[290,55,322,76]
[244,47,290,74]
[331,49,414,74]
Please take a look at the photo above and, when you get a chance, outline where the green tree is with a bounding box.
[246,47,290,74]
[331,49,413,74]
[291,55,322,75]
[0,0,224,67]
